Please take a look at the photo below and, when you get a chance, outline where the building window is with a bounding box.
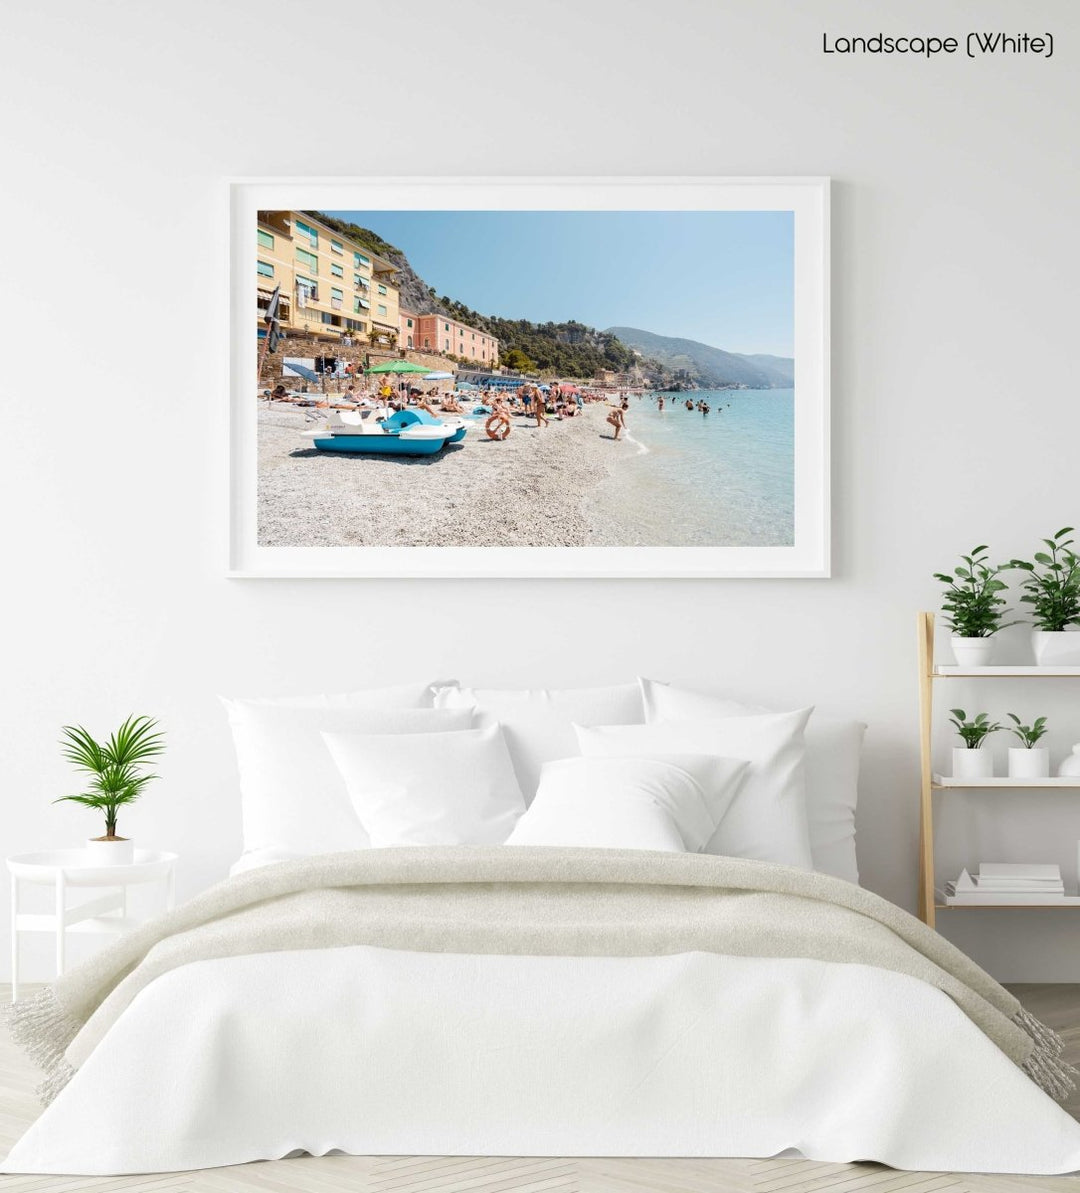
[257,260,274,277]
[354,274,368,289]
[330,262,343,278]
[377,303,388,316]
[354,251,370,268]
[444,340,450,351]
[257,229,274,249]
[377,284,387,296]
[331,287,343,310]
[330,239,343,255]
[294,219,318,248]
[296,248,318,274]
[296,275,317,304]
[444,323,450,331]
[406,318,414,328]
[354,297,370,313]
[424,338,430,348]
[407,336,414,348]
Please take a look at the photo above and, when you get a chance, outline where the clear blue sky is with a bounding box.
[323,210,794,357]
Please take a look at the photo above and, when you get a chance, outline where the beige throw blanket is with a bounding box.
[8,846,1076,1104]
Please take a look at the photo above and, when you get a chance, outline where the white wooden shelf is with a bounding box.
[932,774,1080,789]
[935,900,1080,910]
[918,612,1080,930]
[933,665,1080,677]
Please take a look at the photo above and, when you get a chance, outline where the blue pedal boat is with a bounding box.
[304,408,466,456]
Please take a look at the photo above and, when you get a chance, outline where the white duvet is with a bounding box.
[6,945,1080,1176]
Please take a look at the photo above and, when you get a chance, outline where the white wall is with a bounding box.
[2,0,1078,981]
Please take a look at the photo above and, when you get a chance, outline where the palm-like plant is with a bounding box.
[54,716,165,839]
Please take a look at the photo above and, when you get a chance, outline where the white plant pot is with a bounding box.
[1008,747,1050,779]
[1032,629,1080,666]
[952,747,994,780]
[84,837,134,866]
[951,636,994,667]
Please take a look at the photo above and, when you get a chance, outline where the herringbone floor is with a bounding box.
[1,984,1077,1193]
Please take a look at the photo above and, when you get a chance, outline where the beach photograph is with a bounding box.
[254,206,798,553]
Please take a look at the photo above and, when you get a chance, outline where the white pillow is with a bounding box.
[433,683,645,800]
[639,678,865,883]
[237,681,445,710]
[222,700,473,856]
[575,708,813,869]
[324,723,526,847]
[505,755,749,852]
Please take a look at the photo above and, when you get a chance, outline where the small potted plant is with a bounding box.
[55,715,164,865]
[1009,528,1080,665]
[948,709,1002,780]
[1006,714,1050,779]
[933,546,1017,667]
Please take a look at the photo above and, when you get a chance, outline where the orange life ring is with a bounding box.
[485,413,511,440]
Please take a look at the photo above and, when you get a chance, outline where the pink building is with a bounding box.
[400,309,498,365]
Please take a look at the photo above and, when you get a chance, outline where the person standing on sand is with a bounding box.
[519,385,533,416]
[533,387,549,428]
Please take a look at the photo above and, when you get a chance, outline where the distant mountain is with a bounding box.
[606,327,794,389]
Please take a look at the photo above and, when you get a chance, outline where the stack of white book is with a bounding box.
[942,863,1071,905]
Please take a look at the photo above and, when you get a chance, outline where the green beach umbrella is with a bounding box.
[365,360,431,375]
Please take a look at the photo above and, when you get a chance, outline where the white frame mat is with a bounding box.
[228,177,830,578]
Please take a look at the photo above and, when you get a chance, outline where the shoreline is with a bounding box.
[257,402,632,549]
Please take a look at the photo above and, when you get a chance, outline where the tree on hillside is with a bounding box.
[501,347,535,372]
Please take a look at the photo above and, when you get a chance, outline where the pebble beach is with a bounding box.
[257,401,628,548]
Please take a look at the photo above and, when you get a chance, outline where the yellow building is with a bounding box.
[256,210,399,344]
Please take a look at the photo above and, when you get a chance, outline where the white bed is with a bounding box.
[7,946,1080,1175]
[7,677,1080,1177]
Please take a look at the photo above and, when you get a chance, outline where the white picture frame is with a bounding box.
[229,176,830,578]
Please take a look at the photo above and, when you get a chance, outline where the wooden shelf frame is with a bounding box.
[932,775,1080,789]
[917,611,1080,929]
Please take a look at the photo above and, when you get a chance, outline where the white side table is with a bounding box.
[8,849,177,1002]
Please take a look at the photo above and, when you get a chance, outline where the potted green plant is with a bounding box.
[1006,714,1050,779]
[933,546,1016,667]
[948,709,1002,780]
[55,715,165,865]
[1009,528,1080,665]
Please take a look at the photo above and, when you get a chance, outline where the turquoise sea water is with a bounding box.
[588,389,794,547]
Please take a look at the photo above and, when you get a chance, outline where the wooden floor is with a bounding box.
[1,984,1078,1193]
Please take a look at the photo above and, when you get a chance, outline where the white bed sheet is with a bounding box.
[5,946,1080,1176]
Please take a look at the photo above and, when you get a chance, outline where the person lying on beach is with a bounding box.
[271,384,289,402]
[606,405,626,441]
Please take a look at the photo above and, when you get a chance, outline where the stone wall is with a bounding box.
[258,334,453,385]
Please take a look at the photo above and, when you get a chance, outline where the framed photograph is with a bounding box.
[229,177,829,578]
